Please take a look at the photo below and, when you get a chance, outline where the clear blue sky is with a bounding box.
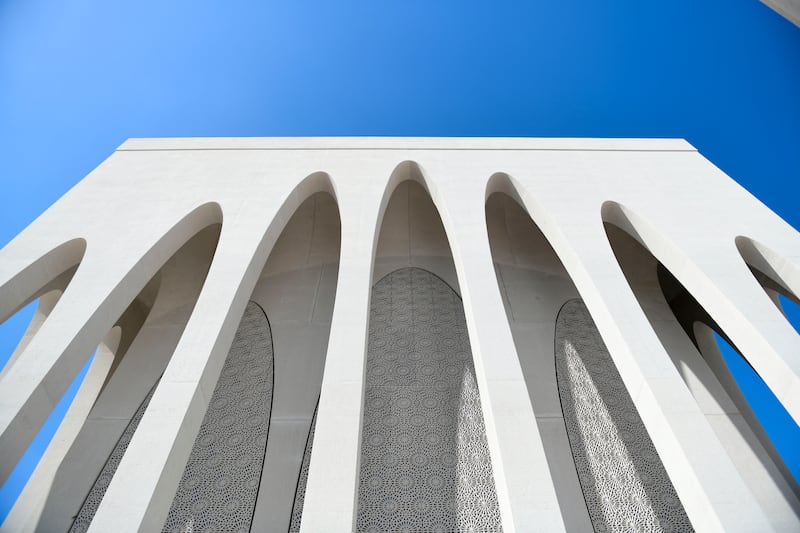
[0,0,798,522]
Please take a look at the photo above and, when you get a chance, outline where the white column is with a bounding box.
[435,173,567,532]
[86,221,270,532]
[299,168,388,532]
[682,251,800,426]
[544,225,772,532]
[0,267,133,487]
[0,341,113,533]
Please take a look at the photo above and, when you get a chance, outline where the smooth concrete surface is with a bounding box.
[602,222,800,531]
[32,224,220,532]
[485,192,591,532]
[0,290,65,382]
[248,192,340,532]
[0,138,797,532]
[1,332,114,533]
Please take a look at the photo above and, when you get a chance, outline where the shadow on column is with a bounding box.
[33,220,221,533]
[0,282,81,524]
[603,214,800,531]
[486,186,692,532]
[162,191,342,533]
[0,238,85,380]
[0,238,133,531]
[358,173,502,533]
[736,235,800,336]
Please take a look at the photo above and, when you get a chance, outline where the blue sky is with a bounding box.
[0,0,798,522]
[716,294,800,484]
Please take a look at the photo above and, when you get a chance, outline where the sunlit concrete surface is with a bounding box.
[762,0,800,26]
[0,137,798,532]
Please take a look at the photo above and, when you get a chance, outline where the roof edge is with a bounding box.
[117,136,696,152]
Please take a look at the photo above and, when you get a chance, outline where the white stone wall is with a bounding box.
[0,138,798,532]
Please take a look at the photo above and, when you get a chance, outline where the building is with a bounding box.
[762,0,800,26]
[0,137,798,532]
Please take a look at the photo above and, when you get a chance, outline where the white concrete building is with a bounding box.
[0,137,798,532]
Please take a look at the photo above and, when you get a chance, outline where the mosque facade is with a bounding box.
[0,138,798,532]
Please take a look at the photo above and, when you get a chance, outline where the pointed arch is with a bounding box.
[370,161,452,281]
[0,237,86,325]
[484,184,589,530]
[485,182,692,531]
[735,236,800,304]
[1,281,163,530]
[0,201,224,492]
[247,189,342,532]
[372,170,459,289]
[736,236,800,331]
[4,207,225,531]
[600,200,800,428]
[151,188,343,532]
[603,216,800,530]
[80,170,348,532]
[0,238,86,379]
[357,170,502,532]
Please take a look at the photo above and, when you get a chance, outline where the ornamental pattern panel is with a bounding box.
[555,298,693,532]
[162,302,274,533]
[358,268,502,533]
[69,380,159,533]
[288,404,317,532]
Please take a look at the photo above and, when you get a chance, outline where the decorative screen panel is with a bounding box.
[358,268,502,533]
[69,381,158,533]
[162,301,274,533]
[555,298,693,532]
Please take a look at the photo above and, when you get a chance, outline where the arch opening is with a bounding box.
[2,277,161,532]
[0,354,93,525]
[0,238,86,381]
[0,250,87,514]
[735,236,800,336]
[27,219,223,533]
[162,190,342,533]
[0,237,86,327]
[372,178,459,290]
[604,218,800,530]
[1,244,161,530]
[735,236,800,304]
[485,189,692,532]
[357,177,502,533]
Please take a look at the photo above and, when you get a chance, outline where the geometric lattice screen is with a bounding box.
[69,382,160,533]
[358,268,503,533]
[163,302,274,533]
[555,298,694,533]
